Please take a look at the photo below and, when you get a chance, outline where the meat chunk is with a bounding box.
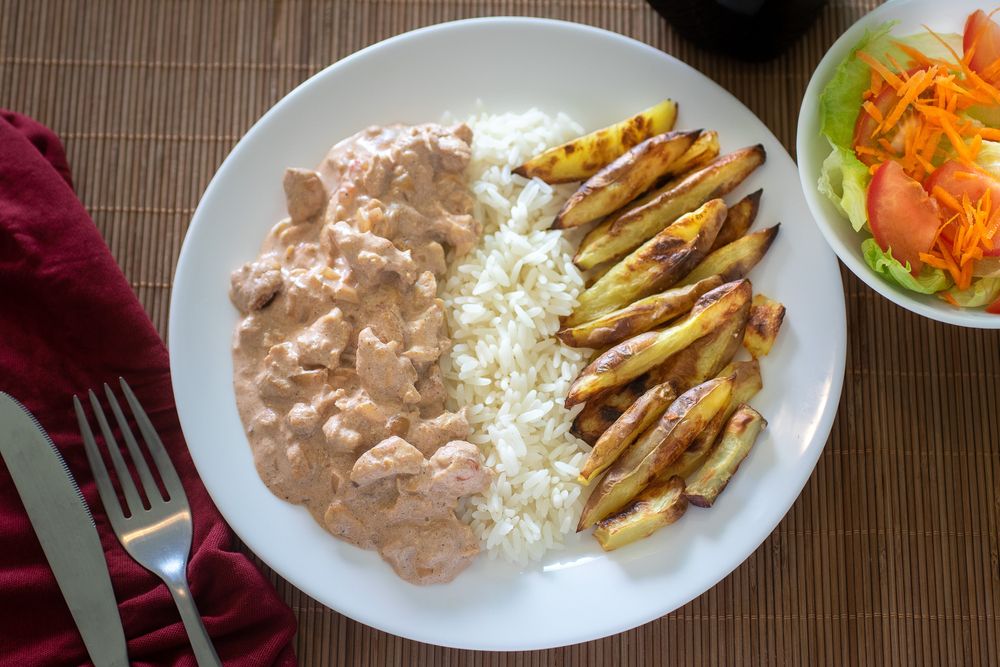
[405,410,471,456]
[389,203,480,257]
[415,365,446,412]
[326,221,417,285]
[378,520,480,585]
[411,271,438,310]
[350,436,425,487]
[433,125,473,172]
[428,441,491,498]
[230,260,282,312]
[324,500,373,549]
[405,241,446,277]
[286,402,321,437]
[404,301,447,364]
[321,387,389,452]
[284,168,328,222]
[296,308,351,369]
[355,328,419,404]
[258,342,303,399]
[283,268,336,323]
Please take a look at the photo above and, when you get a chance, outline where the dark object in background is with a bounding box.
[647,0,827,61]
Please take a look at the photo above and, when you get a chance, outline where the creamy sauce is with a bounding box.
[230,124,491,585]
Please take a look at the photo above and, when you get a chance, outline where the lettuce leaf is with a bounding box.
[819,23,895,150]
[861,238,951,294]
[818,143,871,232]
[974,140,1000,179]
[819,25,962,151]
[965,104,1000,129]
[947,277,1000,307]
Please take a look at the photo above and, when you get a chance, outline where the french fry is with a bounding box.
[577,376,733,530]
[557,276,722,349]
[574,146,766,269]
[649,299,749,392]
[678,224,780,286]
[513,99,678,183]
[661,130,720,182]
[656,359,762,481]
[565,279,751,407]
[563,199,727,328]
[572,378,647,446]
[578,382,676,485]
[684,404,766,508]
[570,301,748,444]
[593,475,687,550]
[552,130,700,229]
[743,294,786,358]
[712,189,762,251]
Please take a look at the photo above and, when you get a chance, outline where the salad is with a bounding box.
[818,9,1000,313]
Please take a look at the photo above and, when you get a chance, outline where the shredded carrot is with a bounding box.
[932,186,964,213]
[862,100,884,124]
[941,292,960,307]
[850,14,1000,290]
[857,51,904,89]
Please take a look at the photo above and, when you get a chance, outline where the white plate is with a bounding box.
[797,0,1000,328]
[170,18,846,650]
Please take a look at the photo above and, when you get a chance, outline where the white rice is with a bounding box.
[440,107,593,564]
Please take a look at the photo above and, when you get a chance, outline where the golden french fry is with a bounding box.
[513,99,678,183]
[684,404,766,508]
[743,294,786,358]
[565,279,751,407]
[712,189,762,251]
[552,130,700,229]
[557,276,723,349]
[577,376,733,530]
[679,224,780,286]
[593,475,687,550]
[563,199,728,328]
[578,382,676,485]
[574,146,766,269]
[661,130,720,182]
[570,300,748,444]
[656,359,762,481]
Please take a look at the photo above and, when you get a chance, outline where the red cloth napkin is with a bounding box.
[0,111,298,666]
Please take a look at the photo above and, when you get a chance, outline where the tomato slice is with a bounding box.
[852,70,924,168]
[987,295,1000,314]
[867,160,941,274]
[964,9,1000,84]
[853,85,902,166]
[924,160,1000,256]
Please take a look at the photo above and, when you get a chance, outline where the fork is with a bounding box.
[73,378,222,667]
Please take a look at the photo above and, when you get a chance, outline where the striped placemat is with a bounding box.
[3,0,998,664]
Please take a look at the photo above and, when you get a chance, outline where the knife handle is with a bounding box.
[167,578,222,667]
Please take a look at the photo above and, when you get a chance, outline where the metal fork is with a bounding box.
[73,378,222,667]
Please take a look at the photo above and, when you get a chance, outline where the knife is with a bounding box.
[0,393,129,667]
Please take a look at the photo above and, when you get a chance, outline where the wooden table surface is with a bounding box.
[3,0,998,664]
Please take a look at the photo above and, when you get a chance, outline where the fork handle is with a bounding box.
[166,578,223,667]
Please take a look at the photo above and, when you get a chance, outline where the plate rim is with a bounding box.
[169,15,848,650]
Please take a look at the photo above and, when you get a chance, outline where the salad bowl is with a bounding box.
[797,0,1000,328]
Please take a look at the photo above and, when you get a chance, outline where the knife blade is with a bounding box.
[0,393,129,667]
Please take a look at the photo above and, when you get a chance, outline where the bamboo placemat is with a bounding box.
[3,0,998,664]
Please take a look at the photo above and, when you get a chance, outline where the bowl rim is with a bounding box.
[795,0,1000,329]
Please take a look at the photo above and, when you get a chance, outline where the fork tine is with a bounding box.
[88,389,145,516]
[74,395,126,523]
[104,383,163,504]
[119,378,188,505]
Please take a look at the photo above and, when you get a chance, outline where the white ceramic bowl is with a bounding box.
[170,17,846,650]
[797,0,1000,328]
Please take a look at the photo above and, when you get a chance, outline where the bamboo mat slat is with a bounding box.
[2,0,998,665]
